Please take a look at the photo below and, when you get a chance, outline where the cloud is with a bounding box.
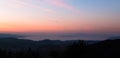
[11,0,80,13]
[11,0,56,14]
[44,0,80,13]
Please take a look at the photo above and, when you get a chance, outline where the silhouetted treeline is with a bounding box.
[0,39,120,58]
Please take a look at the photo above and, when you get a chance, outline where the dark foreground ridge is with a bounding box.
[0,36,120,58]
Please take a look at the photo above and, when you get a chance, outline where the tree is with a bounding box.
[64,40,87,58]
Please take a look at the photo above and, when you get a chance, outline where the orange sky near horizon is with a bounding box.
[0,0,120,34]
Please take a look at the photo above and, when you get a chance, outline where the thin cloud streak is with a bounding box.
[11,0,56,14]
[11,0,80,13]
[44,0,80,13]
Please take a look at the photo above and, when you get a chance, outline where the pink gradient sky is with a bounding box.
[0,0,120,34]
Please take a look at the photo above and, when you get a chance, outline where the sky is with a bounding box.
[0,0,120,40]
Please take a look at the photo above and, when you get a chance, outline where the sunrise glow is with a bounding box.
[0,0,120,33]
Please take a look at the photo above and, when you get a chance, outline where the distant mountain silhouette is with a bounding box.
[87,39,120,58]
[0,34,120,58]
[0,36,99,50]
[0,37,69,49]
[0,33,22,38]
[0,37,35,49]
[107,36,120,40]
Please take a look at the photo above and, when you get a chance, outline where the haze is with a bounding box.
[0,0,120,40]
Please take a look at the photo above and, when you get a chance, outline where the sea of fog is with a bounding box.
[18,33,114,41]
